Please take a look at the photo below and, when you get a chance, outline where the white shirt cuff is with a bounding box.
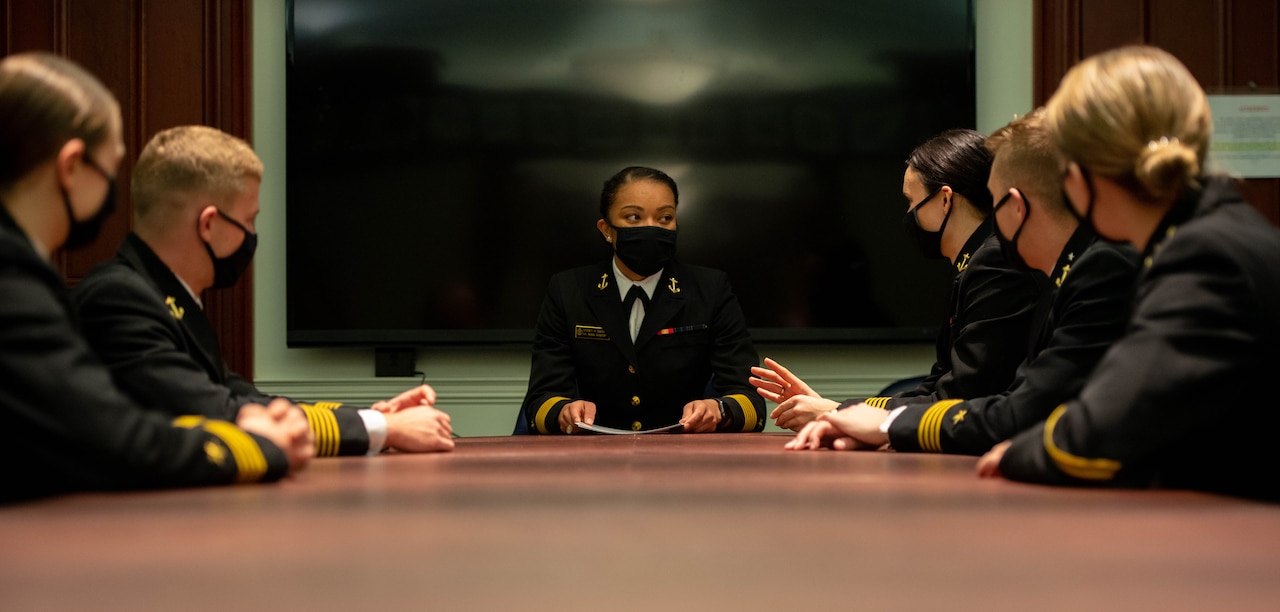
[880,406,908,434]
[358,409,389,455]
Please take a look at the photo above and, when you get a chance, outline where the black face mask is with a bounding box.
[60,154,117,250]
[1064,165,1125,245]
[902,187,949,260]
[610,224,677,277]
[204,209,258,289]
[993,189,1029,270]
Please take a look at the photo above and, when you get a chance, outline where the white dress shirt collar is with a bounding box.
[611,258,661,302]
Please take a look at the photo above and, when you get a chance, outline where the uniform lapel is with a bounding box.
[584,262,638,364]
[955,217,992,274]
[118,234,228,382]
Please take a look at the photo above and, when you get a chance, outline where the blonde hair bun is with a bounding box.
[1135,136,1200,202]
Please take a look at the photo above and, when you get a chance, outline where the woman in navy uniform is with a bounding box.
[978,46,1280,499]
[0,52,312,502]
[758,129,1044,431]
[521,166,765,435]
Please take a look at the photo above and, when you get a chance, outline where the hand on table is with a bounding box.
[784,420,853,451]
[237,398,315,474]
[559,400,596,434]
[680,399,721,433]
[977,440,1011,478]
[371,384,437,413]
[386,405,454,452]
[783,403,889,451]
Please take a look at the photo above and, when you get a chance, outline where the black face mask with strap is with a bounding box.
[1064,165,1126,245]
[60,154,117,250]
[902,187,949,260]
[610,224,677,277]
[993,189,1030,270]
[203,209,258,289]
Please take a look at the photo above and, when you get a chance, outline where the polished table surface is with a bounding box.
[3,433,1280,610]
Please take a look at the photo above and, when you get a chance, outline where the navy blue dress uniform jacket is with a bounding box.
[0,208,288,502]
[999,176,1280,499]
[847,218,1045,410]
[71,233,371,457]
[522,260,765,434]
[887,227,1140,454]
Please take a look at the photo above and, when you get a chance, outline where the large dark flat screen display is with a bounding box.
[286,0,975,346]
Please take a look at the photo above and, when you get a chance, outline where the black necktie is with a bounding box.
[625,284,649,308]
[625,284,648,342]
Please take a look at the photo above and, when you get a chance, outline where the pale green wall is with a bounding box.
[975,0,1036,135]
[250,0,1034,437]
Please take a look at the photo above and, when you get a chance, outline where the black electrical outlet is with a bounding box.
[374,348,416,377]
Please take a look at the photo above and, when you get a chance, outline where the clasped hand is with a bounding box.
[236,398,314,474]
[375,384,454,452]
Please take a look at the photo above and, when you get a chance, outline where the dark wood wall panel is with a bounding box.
[2,0,255,379]
[1149,0,1223,87]
[1078,0,1144,56]
[63,1,136,280]
[1226,0,1280,89]
[2,1,60,54]
[141,0,207,134]
[1036,0,1280,225]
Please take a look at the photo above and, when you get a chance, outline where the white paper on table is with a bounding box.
[574,422,684,435]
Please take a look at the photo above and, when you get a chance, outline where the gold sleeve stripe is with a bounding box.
[300,404,341,457]
[918,399,964,453]
[174,416,268,482]
[726,394,757,432]
[316,405,340,456]
[866,396,891,409]
[201,419,269,483]
[173,415,205,429]
[534,396,570,434]
[305,401,343,411]
[1043,404,1122,481]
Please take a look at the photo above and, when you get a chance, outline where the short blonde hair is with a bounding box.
[132,125,262,223]
[1045,46,1211,203]
[986,108,1069,218]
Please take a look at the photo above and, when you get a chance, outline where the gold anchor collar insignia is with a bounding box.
[1146,225,1178,268]
[597,274,610,290]
[667,277,680,294]
[165,296,185,320]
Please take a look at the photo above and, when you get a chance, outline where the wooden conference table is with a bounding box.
[3,433,1279,611]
